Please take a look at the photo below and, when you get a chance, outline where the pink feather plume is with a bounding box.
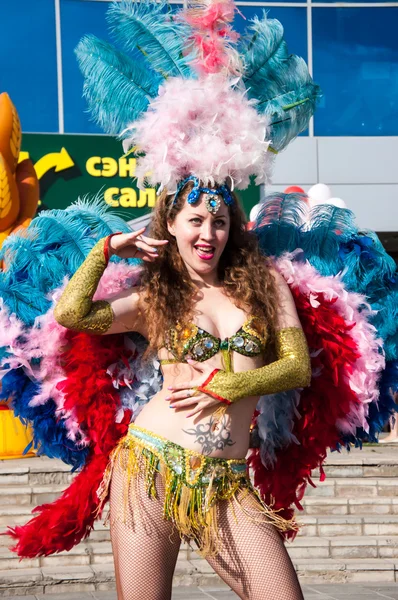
[124,75,272,192]
[0,262,141,444]
[182,0,241,75]
[276,253,385,434]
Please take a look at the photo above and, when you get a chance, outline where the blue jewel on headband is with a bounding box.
[173,176,234,214]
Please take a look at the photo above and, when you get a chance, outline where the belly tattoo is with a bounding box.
[183,416,236,455]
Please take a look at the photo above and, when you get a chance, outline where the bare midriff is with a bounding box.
[133,350,265,459]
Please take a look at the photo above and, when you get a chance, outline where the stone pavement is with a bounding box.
[2,585,398,599]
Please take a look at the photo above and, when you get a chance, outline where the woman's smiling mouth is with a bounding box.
[194,245,215,260]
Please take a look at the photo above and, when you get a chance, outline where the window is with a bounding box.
[61,0,183,134]
[1,1,395,137]
[0,0,58,132]
[313,7,398,135]
[235,5,308,62]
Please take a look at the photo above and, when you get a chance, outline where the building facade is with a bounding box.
[0,0,397,243]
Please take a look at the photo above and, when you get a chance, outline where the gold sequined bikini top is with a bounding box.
[160,316,268,369]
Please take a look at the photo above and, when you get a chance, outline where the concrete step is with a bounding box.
[0,476,396,511]
[3,492,398,519]
[304,476,398,498]
[294,558,398,584]
[1,447,398,489]
[0,457,73,488]
[0,542,116,570]
[0,556,396,595]
[0,484,68,506]
[288,535,398,560]
[298,514,398,537]
[3,506,398,538]
[301,495,398,515]
[313,460,398,479]
[2,535,398,570]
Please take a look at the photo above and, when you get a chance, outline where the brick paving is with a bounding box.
[2,583,398,599]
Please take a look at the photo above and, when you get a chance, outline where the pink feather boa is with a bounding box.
[276,253,385,434]
[123,74,272,192]
[0,262,141,443]
[182,0,241,75]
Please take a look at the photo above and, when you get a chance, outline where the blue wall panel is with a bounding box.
[0,1,396,136]
[235,5,307,62]
[313,7,398,136]
[60,0,183,134]
[0,0,58,133]
[61,0,110,134]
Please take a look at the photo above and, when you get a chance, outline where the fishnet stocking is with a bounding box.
[108,449,302,600]
[109,450,181,600]
[205,489,304,600]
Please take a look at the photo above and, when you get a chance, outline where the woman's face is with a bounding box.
[167,195,230,279]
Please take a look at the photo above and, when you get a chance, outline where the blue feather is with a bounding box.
[0,279,51,326]
[240,14,320,151]
[340,231,397,295]
[342,360,398,444]
[76,35,161,136]
[0,196,132,325]
[0,370,88,470]
[0,198,138,468]
[335,230,398,362]
[253,193,307,257]
[107,0,194,79]
[66,196,133,240]
[302,204,358,275]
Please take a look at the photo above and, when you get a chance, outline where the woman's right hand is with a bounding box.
[109,227,169,262]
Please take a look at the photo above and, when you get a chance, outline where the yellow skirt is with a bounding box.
[97,423,297,557]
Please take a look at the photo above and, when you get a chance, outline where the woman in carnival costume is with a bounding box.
[0,1,397,599]
[53,181,311,599]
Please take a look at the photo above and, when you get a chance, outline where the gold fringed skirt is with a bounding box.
[97,423,297,557]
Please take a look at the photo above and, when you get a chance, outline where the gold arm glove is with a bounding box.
[198,327,311,405]
[53,236,114,335]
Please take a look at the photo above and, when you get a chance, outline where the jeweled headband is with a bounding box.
[173,176,234,215]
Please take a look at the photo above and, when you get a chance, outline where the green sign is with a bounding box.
[21,134,260,222]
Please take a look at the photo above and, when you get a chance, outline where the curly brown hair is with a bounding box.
[139,184,279,354]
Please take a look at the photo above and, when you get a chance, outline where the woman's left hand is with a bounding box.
[165,360,222,418]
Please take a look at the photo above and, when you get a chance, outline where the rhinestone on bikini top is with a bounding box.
[164,316,268,363]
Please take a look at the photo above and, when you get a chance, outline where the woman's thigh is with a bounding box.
[109,460,181,600]
[206,490,304,600]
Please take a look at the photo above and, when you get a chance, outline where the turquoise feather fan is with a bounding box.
[0,197,131,326]
[107,0,194,79]
[75,35,161,137]
[303,204,358,275]
[76,1,319,168]
[254,193,307,256]
[240,15,320,151]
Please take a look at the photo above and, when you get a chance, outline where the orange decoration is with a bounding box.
[0,152,20,231]
[190,456,202,470]
[0,93,21,174]
[0,94,37,458]
[14,158,40,224]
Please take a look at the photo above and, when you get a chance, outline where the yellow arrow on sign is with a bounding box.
[34,148,74,179]
[18,148,75,180]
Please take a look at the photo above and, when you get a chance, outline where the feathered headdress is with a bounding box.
[76,0,320,192]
